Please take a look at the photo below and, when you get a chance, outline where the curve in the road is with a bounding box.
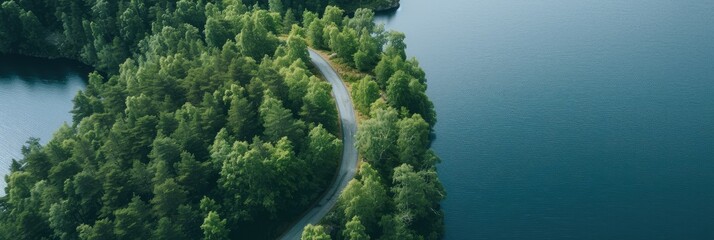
[279,49,359,240]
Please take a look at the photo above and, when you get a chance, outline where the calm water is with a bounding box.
[0,55,87,190]
[377,0,714,239]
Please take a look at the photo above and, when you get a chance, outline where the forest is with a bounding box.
[0,0,442,239]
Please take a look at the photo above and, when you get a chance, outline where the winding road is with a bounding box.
[278,49,359,240]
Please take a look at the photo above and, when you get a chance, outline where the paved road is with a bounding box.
[278,49,359,240]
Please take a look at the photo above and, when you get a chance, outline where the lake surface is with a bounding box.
[376,0,714,239]
[0,55,87,190]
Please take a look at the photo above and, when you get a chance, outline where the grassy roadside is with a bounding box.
[309,48,374,124]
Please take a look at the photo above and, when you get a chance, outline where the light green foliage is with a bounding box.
[404,58,427,84]
[301,224,331,240]
[352,76,381,115]
[323,23,340,51]
[239,11,279,61]
[386,70,412,110]
[354,29,381,71]
[338,163,389,234]
[375,54,404,88]
[303,125,342,188]
[282,62,312,113]
[322,6,344,27]
[307,19,326,49]
[219,138,305,219]
[332,27,359,65]
[344,216,370,240]
[392,164,445,238]
[201,211,229,240]
[285,26,311,65]
[356,106,399,172]
[302,10,319,29]
[348,8,376,33]
[397,114,431,168]
[385,31,407,59]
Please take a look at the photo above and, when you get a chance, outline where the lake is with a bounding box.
[376,0,714,239]
[0,55,88,190]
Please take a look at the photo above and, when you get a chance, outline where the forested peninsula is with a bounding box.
[0,0,444,239]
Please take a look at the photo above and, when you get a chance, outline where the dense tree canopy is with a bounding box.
[0,1,348,239]
[0,1,442,239]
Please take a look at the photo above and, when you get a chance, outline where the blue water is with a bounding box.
[0,55,87,190]
[377,1,714,239]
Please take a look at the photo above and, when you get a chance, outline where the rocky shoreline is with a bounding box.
[373,0,400,12]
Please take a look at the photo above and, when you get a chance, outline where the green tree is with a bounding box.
[306,18,326,49]
[239,12,279,61]
[285,27,310,64]
[269,0,284,13]
[0,2,443,239]
[301,80,338,133]
[259,92,305,143]
[151,178,188,218]
[118,3,146,53]
[332,27,358,65]
[176,152,210,199]
[379,214,417,240]
[374,54,403,88]
[302,10,319,30]
[407,80,437,127]
[71,73,105,126]
[152,217,187,240]
[392,164,445,238]
[348,8,376,33]
[351,76,380,116]
[49,198,83,239]
[386,70,412,111]
[282,9,297,34]
[19,138,51,179]
[321,6,344,27]
[385,31,407,59]
[301,224,331,240]
[354,29,380,71]
[303,125,342,187]
[77,218,115,240]
[386,70,436,127]
[113,196,151,240]
[397,114,431,168]
[226,86,258,140]
[338,163,389,234]
[201,211,229,240]
[283,63,312,113]
[356,106,398,173]
[19,10,44,53]
[344,216,370,240]
[323,23,340,51]
[0,1,23,51]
